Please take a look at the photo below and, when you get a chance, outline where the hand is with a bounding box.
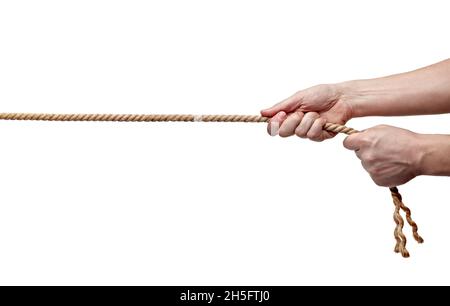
[343,125,423,187]
[260,84,353,141]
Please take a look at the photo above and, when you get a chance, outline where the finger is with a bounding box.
[360,159,371,171]
[261,92,302,117]
[279,112,304,137]
[294,112,319,138]
[306,118,328,141]
[267,111,287,136]
[343,134,362,151]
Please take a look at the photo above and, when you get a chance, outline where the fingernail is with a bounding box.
[270,122,279,136]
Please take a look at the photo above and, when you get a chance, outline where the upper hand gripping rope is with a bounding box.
[0,112,424,257]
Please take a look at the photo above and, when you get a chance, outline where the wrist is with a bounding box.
[335,80,377,119]
[335,77,410,118]
[416,134,450,176]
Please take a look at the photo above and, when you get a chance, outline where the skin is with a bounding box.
[261,59,450,187]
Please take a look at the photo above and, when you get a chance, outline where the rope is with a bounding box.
[0,112,423,257]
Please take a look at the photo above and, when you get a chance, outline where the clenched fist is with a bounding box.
[343,125,424,187]
[260,84,353,141]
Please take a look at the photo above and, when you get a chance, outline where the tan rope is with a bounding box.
[0,113,268,122]
[0,112,422,257]
[390,187,424,258]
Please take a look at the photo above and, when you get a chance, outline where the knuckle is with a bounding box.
[308,112,320,119]
[376,124,389,129]
[361,160,371,171]
[294,111,304,119]
[370,167,382,176]
[363,153,375,163]
[359,134,371,144]
[306,129,320,140]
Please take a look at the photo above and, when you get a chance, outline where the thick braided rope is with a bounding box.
[0,112,423,257]
[0,113,269,122]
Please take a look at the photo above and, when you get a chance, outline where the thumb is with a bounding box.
[343,133,362,151]
[261,92,302,117]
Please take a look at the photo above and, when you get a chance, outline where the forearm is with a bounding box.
[417,134,450,176]
[339,59,450,118]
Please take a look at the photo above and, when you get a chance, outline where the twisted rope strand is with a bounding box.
[391,190,410,258]
[0,112,422,257]
[390,187,424,244]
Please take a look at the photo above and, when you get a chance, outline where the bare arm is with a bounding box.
[417,134,450,176]
[261,58,450,186]
[342,59,450,117]
[261,59,450,141]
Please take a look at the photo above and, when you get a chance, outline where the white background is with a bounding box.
[0,0,449,285]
